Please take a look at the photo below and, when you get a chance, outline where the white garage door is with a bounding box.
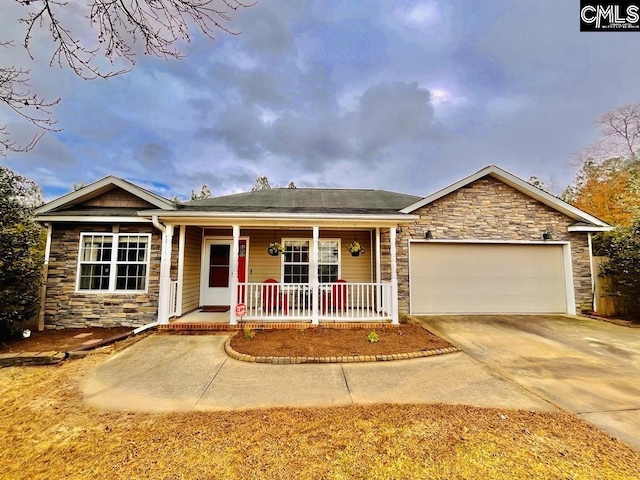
[409,243,568,314]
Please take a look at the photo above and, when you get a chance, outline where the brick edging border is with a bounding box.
[224,334,459,364]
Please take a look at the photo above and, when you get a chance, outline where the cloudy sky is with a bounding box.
[2,0,639,201]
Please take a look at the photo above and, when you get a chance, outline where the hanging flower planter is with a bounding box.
[267,242,284,256]
[347,241,364,257]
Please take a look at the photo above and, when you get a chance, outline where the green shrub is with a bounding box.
[594,217,640,319]
[0,167,44,340]
[243,327,256,340]
[367,331,379,343]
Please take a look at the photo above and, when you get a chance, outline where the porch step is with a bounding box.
[160,321,396,332]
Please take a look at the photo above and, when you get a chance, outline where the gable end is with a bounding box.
[77,187,157,209]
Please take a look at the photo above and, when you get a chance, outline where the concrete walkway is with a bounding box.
[80,334,554,413]
[416,315,640,451]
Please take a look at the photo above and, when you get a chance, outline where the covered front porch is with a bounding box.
[155,220,401,326]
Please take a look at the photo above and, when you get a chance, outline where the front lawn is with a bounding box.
[1,355,639,480]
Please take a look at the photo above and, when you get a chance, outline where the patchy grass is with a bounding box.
[1,356,639,480]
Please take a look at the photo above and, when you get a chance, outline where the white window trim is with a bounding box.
[280,238,341,283]
[76,232,152,294]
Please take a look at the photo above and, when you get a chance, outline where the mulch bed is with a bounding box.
[0,327,134,354]
[230,322,452,357]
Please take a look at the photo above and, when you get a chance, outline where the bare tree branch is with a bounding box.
[1,0,255,154]
[576,103,640,164]
[0,41,60,156]
[17,0,256,80]
[598,103,640,158]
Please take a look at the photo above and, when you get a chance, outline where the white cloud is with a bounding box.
[396,1,442,28]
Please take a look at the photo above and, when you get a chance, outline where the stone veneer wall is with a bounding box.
[45,223,166,328]
[386,177,592,314]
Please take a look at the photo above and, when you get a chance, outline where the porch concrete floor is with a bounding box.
[171,310,231,324]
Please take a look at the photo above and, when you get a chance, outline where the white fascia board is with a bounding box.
[35,176,175,214]
[35,216,151,223]
[408,238,570,245]
[137,210,418,225]
[401,165,611,228]
[567,225,613,232]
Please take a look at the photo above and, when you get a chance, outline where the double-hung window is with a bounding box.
[282,239,340,283]
[77,233,151,293]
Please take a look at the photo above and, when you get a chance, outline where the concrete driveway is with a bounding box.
[80,334,553,413]
[416,315,640,450]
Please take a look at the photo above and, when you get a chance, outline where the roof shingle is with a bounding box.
[181,188,421,214]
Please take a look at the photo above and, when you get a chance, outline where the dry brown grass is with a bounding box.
[1,354,639,480]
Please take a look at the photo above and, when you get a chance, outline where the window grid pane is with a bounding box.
[283,240,339,284]
[117,235,149,262]
[79,264,110,290]
[283,241,310,284]
[81,235,112,262]
[318,240,339,283]
[116,264,147,291]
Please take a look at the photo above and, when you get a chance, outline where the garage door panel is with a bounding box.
[412,275,566,295]
[410,243,568,314]
[412,293,567,314]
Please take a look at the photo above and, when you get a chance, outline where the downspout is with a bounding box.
[153,215,174,325]
[152,215,166,234]
[68,323,157,354]
[37,223,53,331]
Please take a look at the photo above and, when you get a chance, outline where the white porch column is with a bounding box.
[390,226,399,325]
[176,225,186,317]
[157,224,174,325]
[230,225,240,325]
[311,226,320,325]
[375,227,381,312]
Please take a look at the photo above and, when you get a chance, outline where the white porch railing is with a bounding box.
[319,282,393,320]
[239,283,313,321]
[236,282,393,321]
[169,280,178,318]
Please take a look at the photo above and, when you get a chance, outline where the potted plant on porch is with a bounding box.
[347,241,365,257]
[267,242,284,256]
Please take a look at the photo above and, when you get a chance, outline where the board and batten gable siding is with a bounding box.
[44,223,162,328]
[389,176,592,314]
[201,228,373,284]
[181,226,203,313]
[78,187,157,209]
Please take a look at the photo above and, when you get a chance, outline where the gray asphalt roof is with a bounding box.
[180,188,422,214]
